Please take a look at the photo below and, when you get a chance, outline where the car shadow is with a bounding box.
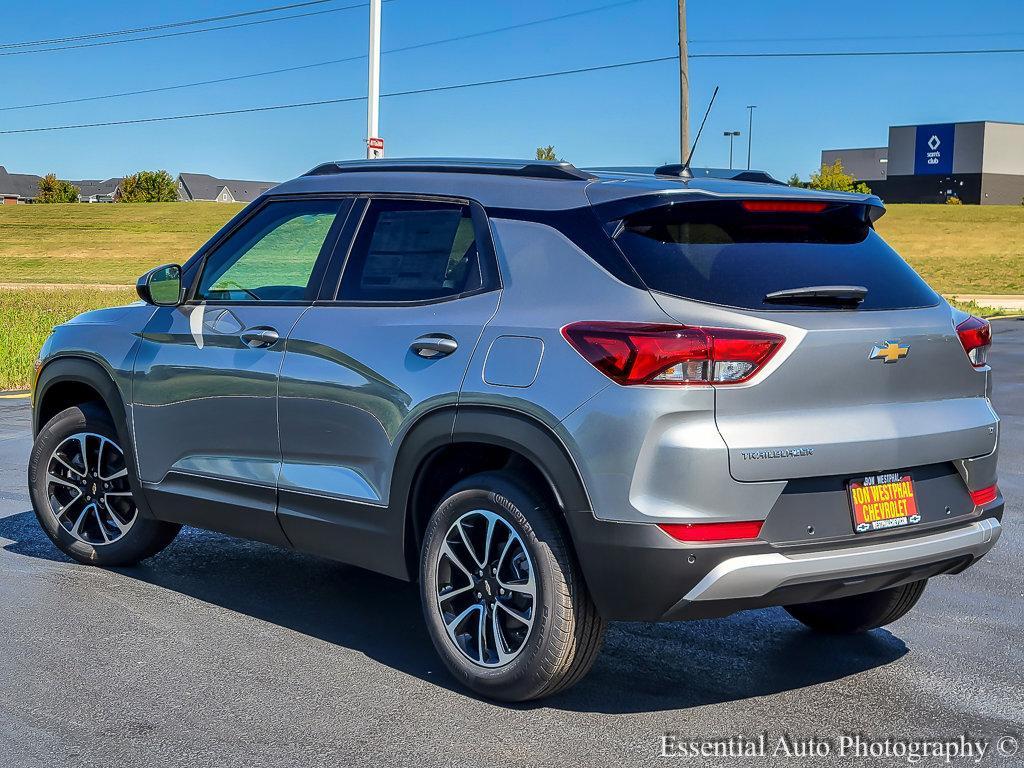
[0,510,908,713]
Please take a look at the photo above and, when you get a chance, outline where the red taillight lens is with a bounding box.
[956,315,991,367]
[969,484,998,507]
[741,200,828,213]
[561,322,784,386]
[658,520,764,542]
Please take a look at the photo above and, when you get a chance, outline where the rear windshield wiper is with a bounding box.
[763,285,867,306]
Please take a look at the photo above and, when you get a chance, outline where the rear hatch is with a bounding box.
[607,195,996,482]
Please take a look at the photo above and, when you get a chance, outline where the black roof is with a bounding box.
[305,158,596,181]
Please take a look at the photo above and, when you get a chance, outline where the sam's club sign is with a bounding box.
[914,123,955,175]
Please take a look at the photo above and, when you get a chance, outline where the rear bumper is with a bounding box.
[565,504,1003,622]
[679,516,1000,603]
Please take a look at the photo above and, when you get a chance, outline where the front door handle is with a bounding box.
[410,334,458,358]
[241,327,280,348]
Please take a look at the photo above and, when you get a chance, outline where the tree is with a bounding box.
[535,145,563,162]
[36,174,80,203]
[808,159,871,194]
[787,173,805,188]
[116,170,179,202]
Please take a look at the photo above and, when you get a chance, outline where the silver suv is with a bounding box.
[29,159,1003,702]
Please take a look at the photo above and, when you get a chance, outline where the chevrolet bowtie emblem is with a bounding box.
[869,341,910,364]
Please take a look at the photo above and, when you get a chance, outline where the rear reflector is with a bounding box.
[658,520,764,543]
[956,315,992,367]
[741,200,828,214]
[969,484,998,507]
[561,322,784,386]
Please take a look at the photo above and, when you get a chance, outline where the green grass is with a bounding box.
[945,296,1017,319]
[0,286,135,390]
[0,202,242,284]
[1,201,1022,292]
[875,204,1024,295]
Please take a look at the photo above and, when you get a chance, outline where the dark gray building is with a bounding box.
[820,146,888,182]
[822,121,1024,204]
[0,166,43,203]
[177,172,277,203]
[75,178,122,203]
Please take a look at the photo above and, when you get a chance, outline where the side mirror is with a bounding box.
[137,264,183,306]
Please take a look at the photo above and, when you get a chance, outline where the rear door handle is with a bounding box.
[240,327,280,348]
[410,334,458,358]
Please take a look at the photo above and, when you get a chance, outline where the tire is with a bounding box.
[784,579,929,634]
[419,471,606,702]
[29,403,181,567]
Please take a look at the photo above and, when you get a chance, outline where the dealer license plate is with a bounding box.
[848,473,921,534]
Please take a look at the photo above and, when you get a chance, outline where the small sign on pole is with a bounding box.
[368,137,384,159]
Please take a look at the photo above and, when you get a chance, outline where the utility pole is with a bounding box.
[366,0,383,159]
[724,131,741,169]
[678,0,689,162]
[745,105,757,170]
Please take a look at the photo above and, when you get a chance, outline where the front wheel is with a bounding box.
[29,403,181,566]
[419,472,606,702]
[784,579,928,634]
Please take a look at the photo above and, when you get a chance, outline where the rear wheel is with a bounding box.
[784,579,928,634]
[29,403,181,566]
[419,472,606,702]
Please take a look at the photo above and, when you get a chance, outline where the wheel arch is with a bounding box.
[34,357,125,435]
[393,404,592,578]
[33,356,156,519]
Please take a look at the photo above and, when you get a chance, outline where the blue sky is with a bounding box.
[2,0,1023,182]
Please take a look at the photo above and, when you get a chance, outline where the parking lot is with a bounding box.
[1,320,1021,768]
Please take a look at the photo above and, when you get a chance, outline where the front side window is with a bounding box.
[196,199,342,302]
[338,199,481,302]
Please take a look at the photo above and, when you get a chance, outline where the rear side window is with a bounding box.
[613,201,939,310]
[338,199,482,302]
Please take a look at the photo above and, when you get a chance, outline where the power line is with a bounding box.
[0,55,680,135]
[2,45,1023,135]
[688,47,1024,59]
[689,30,1024,45]
[0,1,380,58]
[0,0,646,112]
[0,0,346,50]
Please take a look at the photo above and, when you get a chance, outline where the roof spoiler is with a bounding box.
[654,165,787,185]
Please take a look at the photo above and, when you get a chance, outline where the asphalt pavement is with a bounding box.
[1,321,1022,768]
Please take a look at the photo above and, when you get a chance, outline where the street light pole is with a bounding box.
[366,0,382,159]
[745,105,756,170]
[724,131,741,169]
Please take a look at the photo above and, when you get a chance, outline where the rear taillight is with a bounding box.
[658,520,764,542]
[561,322,784,386]
[969,484,998,507]
[956,315,991,367]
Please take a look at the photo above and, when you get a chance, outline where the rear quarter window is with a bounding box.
[613,201,939,311]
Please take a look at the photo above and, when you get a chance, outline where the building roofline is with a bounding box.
[888,120,1024,129]
[821,147,888,153]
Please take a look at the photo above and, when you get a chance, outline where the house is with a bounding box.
[0,166,43,203]
[74,178,122,203]
[177,172,277,203]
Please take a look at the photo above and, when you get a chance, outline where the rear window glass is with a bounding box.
[613,201,939,311]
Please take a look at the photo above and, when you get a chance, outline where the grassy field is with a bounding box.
[875,204,1024,295]
[1,201,1022,291]
[0,202,242,285]
[0,286,135,390]
[0,201,1022,390]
